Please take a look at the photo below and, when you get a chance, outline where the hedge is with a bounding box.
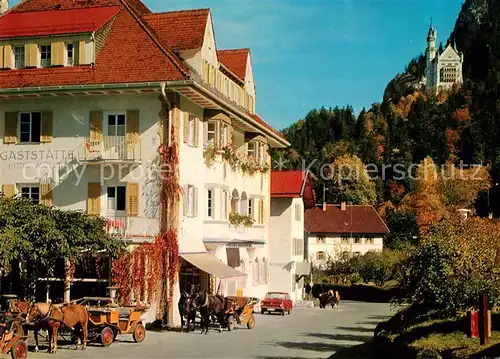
[311,283,399,303]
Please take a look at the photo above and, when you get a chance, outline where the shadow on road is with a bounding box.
[303,332,371,342]
[334,326,375,333]
[267,340,348,352]
[328,342,374,359]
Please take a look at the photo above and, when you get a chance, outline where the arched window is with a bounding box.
[261,258,267,284]
[231,189,239,214]
[253,258,259,286]
[240,192,248,215]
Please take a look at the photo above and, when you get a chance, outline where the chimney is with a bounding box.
[322,202,327,211]
[0,0,8,15]
[340,202,346,211]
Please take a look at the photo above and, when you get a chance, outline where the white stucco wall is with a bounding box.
[308,234,384,269]
[0,93,162,239]
[269,197,305,301]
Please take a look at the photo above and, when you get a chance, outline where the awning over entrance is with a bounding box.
[180,252,246,280]
[295,261,311,275]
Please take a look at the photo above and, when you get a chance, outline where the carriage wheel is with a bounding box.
[226,316,235,331]
[10,340,27,359]
[133,323,146,343]
[246,315,255,329]
[100,327,114,347]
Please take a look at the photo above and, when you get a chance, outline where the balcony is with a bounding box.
[104,216,159,243]
[203,219,265,246]
[78,136,141,163]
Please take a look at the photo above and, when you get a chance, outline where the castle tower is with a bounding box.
[0,0,8,15]
[425,24,437,90]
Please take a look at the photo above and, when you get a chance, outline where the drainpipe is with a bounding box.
[160,82,172,147]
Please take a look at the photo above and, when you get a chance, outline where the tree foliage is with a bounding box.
[397,214,500,314]
[329,155,377,204]
[0,195,124,274]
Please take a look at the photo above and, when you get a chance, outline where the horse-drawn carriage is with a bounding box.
[0,295,28,359]
[79,297,147,347]
[224,296,258,331]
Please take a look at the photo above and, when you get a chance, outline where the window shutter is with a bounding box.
[89,111,103,141]
[25,44,38,67]
[4,112,18,144]
[40,111,53,143]
[215,121,220,148]
[203,121,208,145]
[87,183,101,215]
[51,42,64,66]
[183,114,189,144]
[78,40,87,65]
[40,183,52,206]
[1,45,11,69]
[182,185,188,216]
[259,200,264,224]
[194,117,199,147]
[126,109,140,148]
[2,184,15,198]
[193,186,198,217]
[126,182,139,217]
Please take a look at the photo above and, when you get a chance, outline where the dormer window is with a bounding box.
[40,44,51,67]
[247,140,266,163]
[14,46,25,69]
[205,120,230,149]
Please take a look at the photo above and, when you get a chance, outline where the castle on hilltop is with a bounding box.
[424,24,464,94]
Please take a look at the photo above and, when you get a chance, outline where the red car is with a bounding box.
[260,292,293,315]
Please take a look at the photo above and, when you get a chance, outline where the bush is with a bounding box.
[317,249,404,287]
[396,215,500,314]
[311,283,399,303]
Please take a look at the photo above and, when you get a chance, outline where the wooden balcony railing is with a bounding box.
[105,216,159,240]
[78,136,141,162]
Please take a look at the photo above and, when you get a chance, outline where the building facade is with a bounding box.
[268,171,315,301]
[424,25,464,94]
[305,204,389,269]
[0,0,288,325]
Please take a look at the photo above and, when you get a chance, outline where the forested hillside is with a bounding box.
[272,0,500,223]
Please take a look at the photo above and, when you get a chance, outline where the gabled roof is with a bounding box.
[271,170,307,198]
[217,49,249,81]
[142,9,209,51]
[0,6,122,39]
[8,0,123,12]
[0,0,189,88]
[304,204,390,235]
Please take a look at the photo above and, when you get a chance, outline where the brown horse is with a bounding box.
[27,303,88,354]
[188,292,227,335]
[9,300,50,352]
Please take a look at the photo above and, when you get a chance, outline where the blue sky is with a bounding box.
[11,0,464,130]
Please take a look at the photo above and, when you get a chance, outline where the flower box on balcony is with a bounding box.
[229,213,254,228]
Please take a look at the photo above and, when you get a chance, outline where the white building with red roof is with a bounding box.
[0,0,288,325]
[269,170,315,301]
[305,204,389,268]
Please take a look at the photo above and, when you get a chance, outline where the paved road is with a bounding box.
[29,301,395,359]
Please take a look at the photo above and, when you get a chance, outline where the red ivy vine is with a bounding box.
[112,122,181,321]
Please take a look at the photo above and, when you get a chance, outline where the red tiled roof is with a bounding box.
[0,6,122,39]
[304,205,390,235]
[271,171,307,198]
[249,113,286,140]
[143,9,209,51]
[9,0,123,12]
[0,7,188,88]
[217,49,249,81]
